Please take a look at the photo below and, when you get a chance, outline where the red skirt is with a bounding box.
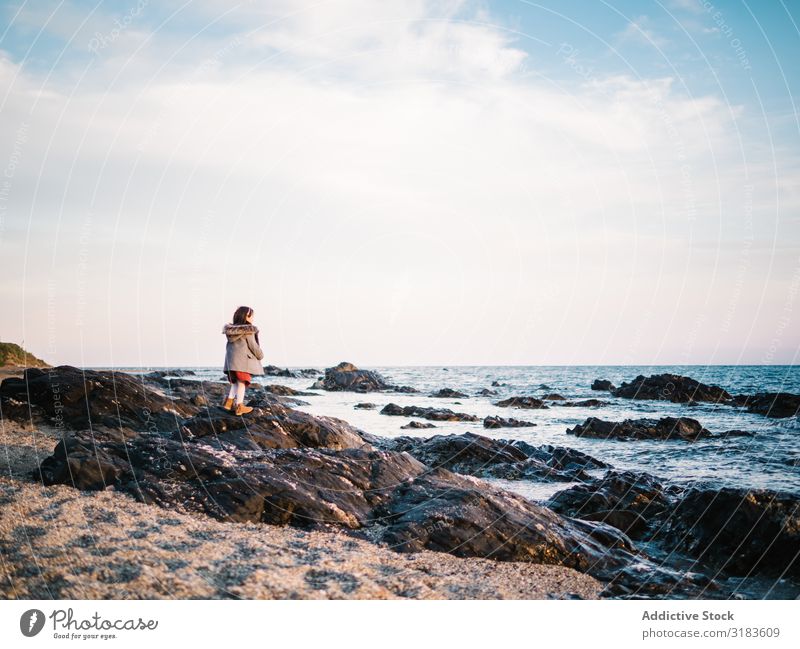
[227,371,252,386]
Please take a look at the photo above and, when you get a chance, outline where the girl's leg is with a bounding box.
[235,381,246,405]
[227,381,237,400]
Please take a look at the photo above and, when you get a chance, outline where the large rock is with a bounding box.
[494,396,549,409]
[547,471,679,539]
[377,432,607,482]
[660,487,800,578]
[550,472,800,580]
[376,469,708,597]
[566,417,712,442]
[591,379,615,392]
[178,405,370,451]
[731,392,800,419]
[380,403,478,422]
[0,366,195,432]
[37,432,423,527]
[317,362,416,393]
[612,373,732,404]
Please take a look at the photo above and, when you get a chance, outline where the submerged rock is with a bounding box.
[145,369,196,379]
[559,399,609,407]
[354,402,377,410]
[430,388,469,399]
[483,416,536,429]
[612,373,732,404]
[476,388,498,396]
[731,392,800,419]
[263,365,319,378]
[541,393,566,401]
[401,421,436,429]
[380,403,478,422]
[567,416,713,442]
[494,396,549,409]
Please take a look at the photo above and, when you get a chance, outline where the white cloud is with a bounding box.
[1,0,798,365]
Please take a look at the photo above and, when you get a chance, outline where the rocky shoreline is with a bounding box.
[1,364,798,600]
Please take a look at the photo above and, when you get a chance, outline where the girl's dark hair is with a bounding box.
[232,306,259,345]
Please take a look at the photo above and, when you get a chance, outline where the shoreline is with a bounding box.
[2,363,798,600]
[0,421,602,600]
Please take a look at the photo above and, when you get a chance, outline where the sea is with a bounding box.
[129,364,800,503]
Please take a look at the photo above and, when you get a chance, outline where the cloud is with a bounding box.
[615,14,670,48]
[1,0,798,364]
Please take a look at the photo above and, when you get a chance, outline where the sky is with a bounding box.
[0,0,799,367]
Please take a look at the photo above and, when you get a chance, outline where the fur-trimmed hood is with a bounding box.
[222,323,259,341]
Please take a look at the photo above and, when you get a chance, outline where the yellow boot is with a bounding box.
[235,402,253,416]
[221,397,234,411]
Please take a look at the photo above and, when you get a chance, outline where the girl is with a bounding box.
[222,306,264,415]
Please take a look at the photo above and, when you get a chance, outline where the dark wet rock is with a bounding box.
[263,365,320,378]
[541,393,565,401]
[612,373,732,404]
[319,362,388,392]
[380,403,478,422]
[390,385,418,394]
[354,402,377,410]
[0,366,195,432]
[178,405,369,451]
[378,467,636,566]
[660,487,800,578]
[378,432,605,483]
[263,365,295,377]
[145,369,196,379]
[483,416,536,429]
[538,384,551,390]
[490,381,507,387]
[190,394,208,407]
[38,432,424,527]
[731,392,800,419]
[547,471,678,539]
[711,429,755,438]
[591,379,615,391]
[232,386,309,409]
[567,416,712,442]
[262,384,316,397]
[400,421,436,429]
[559,399,609,407]
[494,396,549,409]
[430,388,469,399]
[318,362,416,394]
[549,471,800,582]
[476,388,498,396]
[376,467,703,597]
